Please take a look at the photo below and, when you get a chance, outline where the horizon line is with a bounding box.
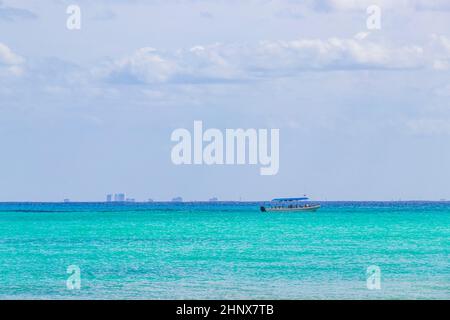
[0,199,448,204]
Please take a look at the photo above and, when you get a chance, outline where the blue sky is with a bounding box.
[1,0,450,201]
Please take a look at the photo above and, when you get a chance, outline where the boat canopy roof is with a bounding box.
[272,197,309,202]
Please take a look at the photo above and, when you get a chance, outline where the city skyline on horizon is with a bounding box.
[1,194,448,203]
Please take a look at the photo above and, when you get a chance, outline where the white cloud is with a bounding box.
[108,47,178,83]
[96,44,245,84]
[98,36,425,84]
[0,42,25,76]
[247,38,424,73]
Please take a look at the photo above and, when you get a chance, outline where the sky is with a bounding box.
[1,0,450,201]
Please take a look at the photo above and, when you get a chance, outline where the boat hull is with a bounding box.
[261,205,321,213]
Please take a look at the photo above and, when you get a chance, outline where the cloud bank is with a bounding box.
[97,35,426,85]
[4,32,450,87]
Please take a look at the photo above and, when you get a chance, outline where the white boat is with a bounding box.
[260,197,320,213]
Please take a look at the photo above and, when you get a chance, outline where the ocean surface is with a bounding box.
[0,201,448,300]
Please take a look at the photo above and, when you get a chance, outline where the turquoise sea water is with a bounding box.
[0,202,448,299]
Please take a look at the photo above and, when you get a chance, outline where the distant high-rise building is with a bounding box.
[106,194,113,202]
[114,193,125,202]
